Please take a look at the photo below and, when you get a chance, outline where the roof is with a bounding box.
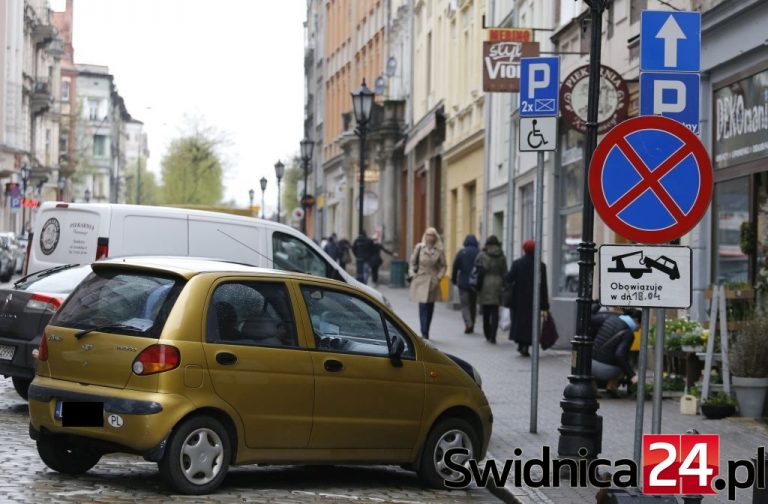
[92,256,334,284]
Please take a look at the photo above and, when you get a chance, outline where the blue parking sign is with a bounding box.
[640,72,700,134]
[641,11,700,72]
[519,57,559,117]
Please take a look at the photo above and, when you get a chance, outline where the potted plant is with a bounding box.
[681,333,705,353]
[730,316,768,418]
[700,391,737,419]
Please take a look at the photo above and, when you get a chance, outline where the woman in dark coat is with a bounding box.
[506,240,549,356]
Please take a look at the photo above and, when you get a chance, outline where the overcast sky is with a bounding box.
[58,0,305,211]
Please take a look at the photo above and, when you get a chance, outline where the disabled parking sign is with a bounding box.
[588,116,713,243]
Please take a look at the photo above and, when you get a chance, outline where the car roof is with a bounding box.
[92,256,351,287]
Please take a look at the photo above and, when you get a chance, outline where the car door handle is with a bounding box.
[216,352,237,366]
[324,359,343,372]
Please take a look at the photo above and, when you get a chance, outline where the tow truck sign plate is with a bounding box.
[599,244,692,308]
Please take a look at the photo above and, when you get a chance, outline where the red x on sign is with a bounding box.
[588,116,713,244]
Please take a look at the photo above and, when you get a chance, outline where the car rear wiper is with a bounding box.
[14,263,80,289]
[75,323,146,340]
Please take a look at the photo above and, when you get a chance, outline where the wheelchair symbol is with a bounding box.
[527,119,549,149]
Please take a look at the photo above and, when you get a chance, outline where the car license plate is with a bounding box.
[55,401,104,427]
[0,344,14,361]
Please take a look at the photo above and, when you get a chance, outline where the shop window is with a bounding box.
[556,128,585,296]
[714,177,749,284]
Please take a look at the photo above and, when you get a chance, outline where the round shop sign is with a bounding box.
[40,217,61,256]
[560,64,629,135]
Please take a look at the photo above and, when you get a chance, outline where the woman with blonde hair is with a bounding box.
[408,227,446,339]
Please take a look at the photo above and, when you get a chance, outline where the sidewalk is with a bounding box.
[377,285,768,504]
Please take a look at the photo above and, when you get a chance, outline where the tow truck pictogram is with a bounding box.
[608,250,680,280]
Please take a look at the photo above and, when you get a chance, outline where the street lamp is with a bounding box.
[299,137,315,235]
[259,176,267,219]
[57,177,66,202]
[20,163,30,237]
[274,160,285,224]
[84,188,91,203]
[351,79,375,237]
[248,188,255,215]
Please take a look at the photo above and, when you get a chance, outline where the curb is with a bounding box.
[480,453,523,504]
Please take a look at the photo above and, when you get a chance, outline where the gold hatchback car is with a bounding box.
[28,257,492,494]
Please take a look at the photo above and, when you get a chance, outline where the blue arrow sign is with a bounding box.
[519,57,559,117]
[641,11,700,72]
[640,72,700,134]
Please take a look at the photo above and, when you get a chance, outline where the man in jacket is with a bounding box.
[451,234,480,333]
[324,233,341,262]
[592,309,641,397]
[353,231,374,284]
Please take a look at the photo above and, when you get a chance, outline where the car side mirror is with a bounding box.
[389,337,405,368]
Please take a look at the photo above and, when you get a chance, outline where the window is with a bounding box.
[630,0,646,24]
[557,128,585,295]
[520,182,534,242]
[93,134,107,157]
[52,269,185,339]
[714,177,749,284]
[87,98,100,120]
[206,281,297,348]
[61,80,70,101]
[301,286,414,358]
[273,231,331,278]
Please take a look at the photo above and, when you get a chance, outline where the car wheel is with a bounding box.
[418,417,477,489]
[158,415,231,495]
[36,435,101,475]
[11,377,31,400]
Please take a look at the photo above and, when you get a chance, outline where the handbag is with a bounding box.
[501,281,515,307]
[469,263,485,291]
[540,312,560,350]
[406,244,421,284]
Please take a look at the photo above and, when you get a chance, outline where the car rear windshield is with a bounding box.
[15,265,91,293]
[51,268,186,339]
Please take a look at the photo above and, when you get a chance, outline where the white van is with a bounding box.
[26,202,385,303]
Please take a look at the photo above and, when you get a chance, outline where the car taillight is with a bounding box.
[132,344,180,375]
[22,232,32,276]
[96,237,109,260]
[26,294,63,314]
[34,334,48,361]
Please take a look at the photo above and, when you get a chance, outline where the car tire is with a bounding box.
[36,435,101,475]
[11,377,31,400]
[158,415,231,495]
[418,417,478,489]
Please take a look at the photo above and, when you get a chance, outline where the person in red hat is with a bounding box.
[504,240,549,356]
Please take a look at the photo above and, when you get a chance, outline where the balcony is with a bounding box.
[30,81,53,116]
[32,24,56,45]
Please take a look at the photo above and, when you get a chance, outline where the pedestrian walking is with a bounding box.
[451,234,480,334]
[474,235,507,343]
[369,237,395,287]
[353,231,374,284]
[323,233,341,262]
[408,227,446,339]
[592,309,641,398]
[338,237,352,271]
[505,240,549,356]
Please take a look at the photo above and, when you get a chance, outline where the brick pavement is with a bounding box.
[378,284,768,504]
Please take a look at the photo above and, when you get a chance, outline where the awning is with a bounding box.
[404,111,438,154]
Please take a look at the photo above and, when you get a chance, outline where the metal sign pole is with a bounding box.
[652,308,665,433]
[633,307,651,468]
[530,150,544,433]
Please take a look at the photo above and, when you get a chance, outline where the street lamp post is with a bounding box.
[299,137,315,235]
[84,188,91,203]
[274,160,285,224]
[248,188,255,216]
[20,164,29,237]
[557,0,609,461]
[260,177,267,219]
[351,79,375,237]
